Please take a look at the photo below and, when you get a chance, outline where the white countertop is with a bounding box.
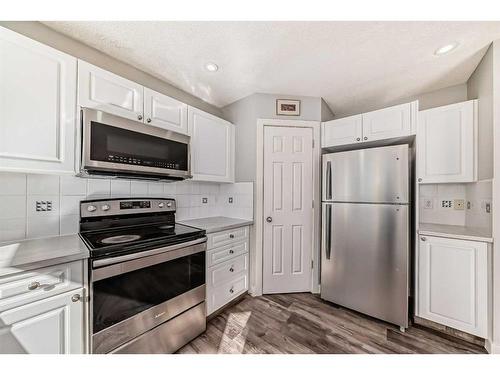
[179,216,253,234]
[418,223,493,243]
[0,234,89,277]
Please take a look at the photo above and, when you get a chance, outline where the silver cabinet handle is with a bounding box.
[229,288,234,294]
[229,249,234,254]
[137,114,143,121]
[266,217,272,223]
[325,204,332,260]
[28,281,40,290]
[326,160,332,200]
[229,234,235,239]
[71,294,81,302]
[229,267,234,272]
[146,118,152,123]
[364,136,368,140]
[418,178,422,183]
[356,137,360,141]
[421,237,427,241]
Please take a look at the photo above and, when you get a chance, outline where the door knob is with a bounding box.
[421,237,427,241]
[356,137,360,141]
[266,217,272,223]
[146,118,152,123]
[137,114,143,121]
[71,294,81,302]
[28,281,40,290]
[364,136,368,140]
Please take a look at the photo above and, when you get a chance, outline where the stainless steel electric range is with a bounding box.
[79,197,207,354]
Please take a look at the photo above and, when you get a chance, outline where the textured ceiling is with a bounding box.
[43,21,500,116]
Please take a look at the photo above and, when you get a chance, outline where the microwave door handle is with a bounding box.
[325,204,332,260]
[326,161,333,200]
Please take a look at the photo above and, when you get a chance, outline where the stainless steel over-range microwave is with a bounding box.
[80,108,191,180]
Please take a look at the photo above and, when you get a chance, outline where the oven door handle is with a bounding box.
[92,237,207,281]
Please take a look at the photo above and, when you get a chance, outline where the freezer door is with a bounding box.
[321,202,409,328]
[322,144,409,203]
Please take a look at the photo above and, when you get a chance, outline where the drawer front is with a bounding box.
[207,274,248,315]
[207,226,249,249]
[0,261,84,312]
[208,253,248,288]
[207,240,249,267]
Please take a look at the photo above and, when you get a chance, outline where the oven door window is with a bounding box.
[93,252,204,333]
[90,121,188,171]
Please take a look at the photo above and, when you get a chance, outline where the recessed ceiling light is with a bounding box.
[204,62,219,72]
[434,42,459,56]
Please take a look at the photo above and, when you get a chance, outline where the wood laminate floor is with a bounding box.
[177,293,487,354]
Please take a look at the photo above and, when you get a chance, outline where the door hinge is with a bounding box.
[311,260,314,269]
[312,140,315,148]
[312,200,314,208]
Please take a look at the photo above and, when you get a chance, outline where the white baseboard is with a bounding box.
[486,340,500,354]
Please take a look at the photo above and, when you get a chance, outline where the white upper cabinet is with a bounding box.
[321,115,362,147]
[143,87,188,134]
[417,100,477,184]
[0,27,77,174]
[188,107,234,183]
[0,288,85,354]
[417,235,488,338]
[78,60,144,121]
[362,102,414,142]
[321,101,417,148]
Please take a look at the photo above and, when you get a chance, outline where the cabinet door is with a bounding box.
[362,102,413,142]
[0,27,77,174]
[417,100,476,183]
[143,88,188,134]
[0,288,85,354]
[188,107,234,182]
[321,115,362,147]
[78,60,144,121]
[417,236,488,337]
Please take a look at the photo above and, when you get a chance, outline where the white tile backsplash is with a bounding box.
[0,173,26,195]
[27,174,60,195]
[419,181,493,231]
[0,196,26,219]
[0,173,254,242]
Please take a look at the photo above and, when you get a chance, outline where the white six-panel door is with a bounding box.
[263,126,313,294]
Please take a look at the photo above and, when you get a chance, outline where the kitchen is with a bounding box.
[0,12,500,369]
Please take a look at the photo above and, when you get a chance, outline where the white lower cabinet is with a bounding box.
[206,226,250,315]
[0,288,85,354]
[417,235,489,338]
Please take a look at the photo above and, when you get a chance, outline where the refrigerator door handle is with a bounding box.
[326,161,332,200]
[325,204,332,260]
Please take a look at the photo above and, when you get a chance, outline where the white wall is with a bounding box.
[468,45,494,181]
[491,39,500,352]
[0,172,253,243]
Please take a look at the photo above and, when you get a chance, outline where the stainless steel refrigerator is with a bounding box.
[321,144,410,329]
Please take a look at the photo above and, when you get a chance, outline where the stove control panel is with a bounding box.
[80,198,176,218]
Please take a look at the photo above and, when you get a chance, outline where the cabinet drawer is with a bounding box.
[206,240,249,267]
[208,253,248,288]
[207,226,249,249]
[0,261,83,312]
[207,274,248,315]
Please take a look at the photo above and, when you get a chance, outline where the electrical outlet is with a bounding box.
[35,201,52,212]
[423,199,433,209]
[454,199,465,210]
[202,197,208,204]
[441,200,452,208]
[228,197,233,204]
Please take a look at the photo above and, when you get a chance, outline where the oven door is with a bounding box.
[91,238,206,354]
[81,108,191,179]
